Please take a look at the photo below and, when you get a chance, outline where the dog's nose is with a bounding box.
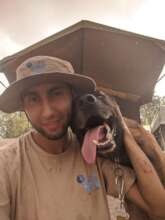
[79,94,96,107]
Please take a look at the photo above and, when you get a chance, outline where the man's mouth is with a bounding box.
[42,120,62,131]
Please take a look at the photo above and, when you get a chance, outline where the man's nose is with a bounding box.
[78,94,97,107]
[41,99,54,118]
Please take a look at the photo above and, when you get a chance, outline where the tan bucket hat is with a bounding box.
[0,56,96,113]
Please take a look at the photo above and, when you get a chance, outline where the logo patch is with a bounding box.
[26,60,46,73]
[76,173,100,193]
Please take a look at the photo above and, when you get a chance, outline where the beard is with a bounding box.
[26,114,71,140]
[32,122,69,140]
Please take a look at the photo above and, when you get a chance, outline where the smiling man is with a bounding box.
[0,56,165,220]
[22,82,73,154]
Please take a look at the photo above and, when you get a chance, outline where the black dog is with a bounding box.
[71,90,131,167]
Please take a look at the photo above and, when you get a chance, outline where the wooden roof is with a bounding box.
[0,20,165,120]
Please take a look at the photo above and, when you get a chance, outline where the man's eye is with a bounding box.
[28,95,39,103]
[32,96,38,101]
[50,90,63,96]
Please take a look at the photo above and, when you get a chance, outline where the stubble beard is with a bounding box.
[33,123,69,140]
[27,115,71,140]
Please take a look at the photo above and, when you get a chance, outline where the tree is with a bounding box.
[140,96,165,128]
[0,111,30,138]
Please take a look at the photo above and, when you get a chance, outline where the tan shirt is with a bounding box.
[0,130,135,220]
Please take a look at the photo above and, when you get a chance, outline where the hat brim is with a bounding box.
[0,72,96,113]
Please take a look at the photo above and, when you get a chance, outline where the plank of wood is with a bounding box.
[97,82,140,103]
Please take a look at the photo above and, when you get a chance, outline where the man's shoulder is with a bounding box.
[0,137,20,174]
[0,137,18,147]
[0,131,31,162]
[0,137,19,154]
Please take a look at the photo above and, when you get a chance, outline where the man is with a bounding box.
[0,55,164,220]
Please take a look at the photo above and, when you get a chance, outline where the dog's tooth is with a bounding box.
[106,132,113,141]
[93,139,107,146]
[111,128,115,136]
[93,139,106,147]
[104,123,111,133]
[100,139,111,146]
[93,139,99,145]
[98,142,106,146]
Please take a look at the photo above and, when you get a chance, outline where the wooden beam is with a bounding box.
[96,82,140,103]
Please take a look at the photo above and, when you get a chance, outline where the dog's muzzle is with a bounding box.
[72,92,118,164]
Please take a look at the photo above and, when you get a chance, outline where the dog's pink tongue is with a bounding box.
[81,125,104,164]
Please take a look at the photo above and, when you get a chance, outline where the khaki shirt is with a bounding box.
[0,130,135,220]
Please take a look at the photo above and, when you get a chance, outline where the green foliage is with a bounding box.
[140,96,165,127]
[0,111,30,138]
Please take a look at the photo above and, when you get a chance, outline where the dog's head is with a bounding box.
[71,90,130,165]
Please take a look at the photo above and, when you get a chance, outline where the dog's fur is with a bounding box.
[71,90,131,167]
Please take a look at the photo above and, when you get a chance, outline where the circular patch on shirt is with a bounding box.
[76,175,85,183]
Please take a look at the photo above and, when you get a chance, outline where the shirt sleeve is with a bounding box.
[0,152,11,220]
[99,158,136,197]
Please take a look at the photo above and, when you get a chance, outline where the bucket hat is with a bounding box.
[0,56,96,113]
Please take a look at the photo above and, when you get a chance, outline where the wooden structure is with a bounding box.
[0,20,165,120]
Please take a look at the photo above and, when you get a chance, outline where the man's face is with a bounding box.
[22,82,72,140]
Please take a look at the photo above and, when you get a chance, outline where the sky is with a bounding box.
[0,0,165,96]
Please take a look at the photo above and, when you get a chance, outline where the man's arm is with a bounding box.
[0,152,11,220]
[119,113,165,218]
[125,117,165,186]
[0,140,16,220]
